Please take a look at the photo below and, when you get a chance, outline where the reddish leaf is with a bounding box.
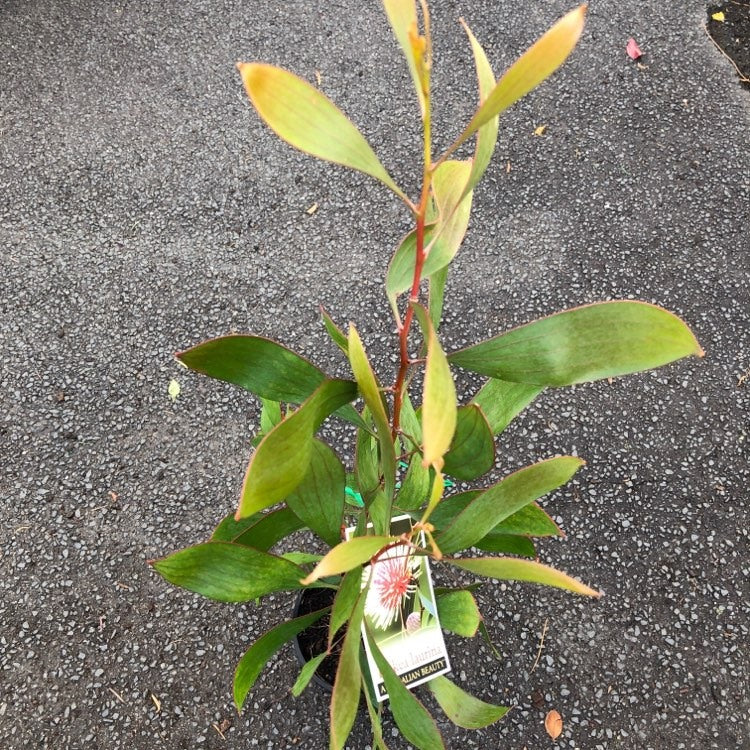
[626,38,642,60]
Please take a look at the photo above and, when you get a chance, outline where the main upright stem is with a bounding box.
[391,35,432,439]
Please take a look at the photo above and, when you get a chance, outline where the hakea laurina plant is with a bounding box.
[151,2,703,748]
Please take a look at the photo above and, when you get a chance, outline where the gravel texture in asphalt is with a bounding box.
[1,1,748,748]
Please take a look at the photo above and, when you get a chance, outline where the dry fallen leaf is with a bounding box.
[306,203,319,215]
[534,124,547,136]
[545,709,563,740]
[626,37,643,60]
[711,11,725,22]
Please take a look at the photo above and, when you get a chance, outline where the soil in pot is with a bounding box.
[294,587,341,691]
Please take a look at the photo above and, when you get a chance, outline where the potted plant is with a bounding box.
[151,2,703,748]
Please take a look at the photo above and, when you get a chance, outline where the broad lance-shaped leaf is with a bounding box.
[436,590,481,637]
[443,5,587,158]
[234,607,329,710]
[328,567,363,647]
[426,492,561,539]
[237,379,357,519]
[151,542,306,602]
[428,676,509,729]
[437,456,584,554]
[397,453,432,510]
[348,326,397,501]
[442,404,494,481]
[179,334,364,428]
[473,534,536,558]
[301,536,396,585]
[320,306,348,354]
[414,304,457,468]
[178,334,327,403]
[285,439,346,547]
[367,631,446,750]
[291,652,327,698]
[382,0,426,116]
[211,507,304,550]
[330,590,366,750]
[447,556,601,597]
[449,301,704,386]
[472,378,544,435]
[460,18,499,200]
[238,63,407,202]
[386,161,473,302]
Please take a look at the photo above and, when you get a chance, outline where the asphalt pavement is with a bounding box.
[1,1,748,748]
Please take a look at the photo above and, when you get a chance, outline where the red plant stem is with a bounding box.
[391,188,429,438]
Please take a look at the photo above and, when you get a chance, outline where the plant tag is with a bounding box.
[345,515,451,702]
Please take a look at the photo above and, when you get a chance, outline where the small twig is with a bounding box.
[108,687,127,704]
[703,24,750,83]
[530,618,549,674]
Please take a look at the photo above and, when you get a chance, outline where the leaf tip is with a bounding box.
[299,575,313,586]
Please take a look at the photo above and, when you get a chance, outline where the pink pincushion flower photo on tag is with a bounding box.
[348,515,451,702]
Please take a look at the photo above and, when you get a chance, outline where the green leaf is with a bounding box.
[428,265,449,332]
[473,534,536,558]
[301,536,396,585]
[428,675,509,729]
[472,378,544,435]
[238,63,406,202]
[447,556,601,597]
[382,0,426,116]
[356,418,380,495]
[234,607,328,710]
[386,161,473,302]
[400,391,423,448]
[362,676,391,750]
[329,567,363,647]
[237,379,357,519]
[348,326,397,501]
[444,6,587,157]
[435,590,481,637]
[449,301,704,386]
[178,334,326,404]
[367,633,445,750]
[494,502,561,537]
[437,456,584,554]
[460,19,499,199]
[152,542,306,602]
[426,489,480,530]
[282,551,323,566]
[442,405,495,481]
[368,489,391,537]
[211,507,304,550]
[286,439,346,546]
[397,453,432,511]
[291,652,327,698]
[259,397,282,434]
[330,591,366,750]
[321,307,349,354]
[414,304,457,468]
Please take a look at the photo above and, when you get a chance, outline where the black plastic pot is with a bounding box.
[292,587,339,692]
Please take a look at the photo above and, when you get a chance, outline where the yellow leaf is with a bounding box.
[534,124,547,136]
[711,11,725,21]
[168,379,180,401]
[413,304,457,468]
[545,709,563,740]
[237,63,406,202]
